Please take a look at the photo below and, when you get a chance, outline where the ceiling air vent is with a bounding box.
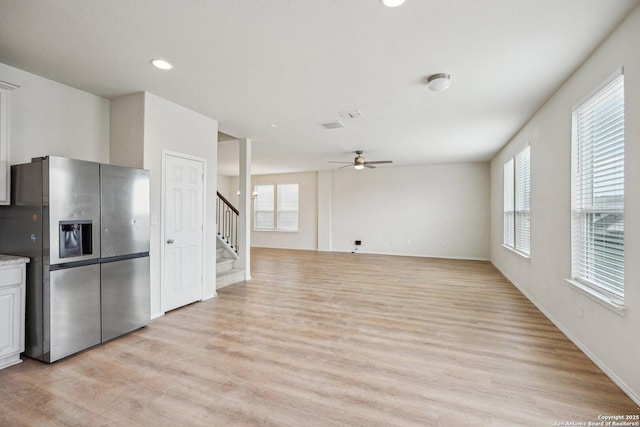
[338,110,363,119]
[319,120,345,130]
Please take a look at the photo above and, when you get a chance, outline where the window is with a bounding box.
[503,145,530,255]
[254,185,275,229]
[253,183,299,232]
[515,147,531,254]
[277,184,299,231]
[572,71,625,301]
[503,159,515,248]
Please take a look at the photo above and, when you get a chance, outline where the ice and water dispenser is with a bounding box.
[58,220,93,258]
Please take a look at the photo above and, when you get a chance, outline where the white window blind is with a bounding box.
[254,185,274,229]
[503,145,530,256]
[277,184,299,231]
[503,159,515,248]
[515,146,530,255]
[572,72,624,299]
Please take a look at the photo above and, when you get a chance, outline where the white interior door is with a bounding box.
[162,153,204,312]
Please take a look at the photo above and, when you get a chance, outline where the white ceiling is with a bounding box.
[1,0,638,176]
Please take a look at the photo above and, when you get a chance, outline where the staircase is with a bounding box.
[216,241,245,289]
[216,192,245,289]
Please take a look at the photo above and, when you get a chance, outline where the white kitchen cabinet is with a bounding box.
[0,255,29,370]
[0,80,19,206]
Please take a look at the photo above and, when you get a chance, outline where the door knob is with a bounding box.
[167,239,174,244]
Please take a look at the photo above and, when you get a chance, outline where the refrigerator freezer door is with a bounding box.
[48,157,101,265]
[100,164,150,257]
[101,256,150,342]
[49,264,101,362]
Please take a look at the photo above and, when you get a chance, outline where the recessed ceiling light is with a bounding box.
[380,0,406,7]
[427,73,451,92]
[150,59,173,70]
[270,124,278,128]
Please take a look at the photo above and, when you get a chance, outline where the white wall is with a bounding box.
[0,62,110,164]
[490,5,640,405]
[142,93,218,315]
[217,174,231,200]
[1,64,219,325]
[229,171,318,250]
[110,93,144,168]
[317,170,332,252]
[330,163,490,260]
[229,164,490,258]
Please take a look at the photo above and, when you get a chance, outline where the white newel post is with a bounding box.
[238,138,252,280]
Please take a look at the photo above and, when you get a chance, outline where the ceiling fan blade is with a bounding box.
[364,160,393,165]
[338,164,353,169]
[328,161,353,164]
[364,164,376,169]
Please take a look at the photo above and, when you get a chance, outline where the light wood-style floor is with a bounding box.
[1,248,637,426]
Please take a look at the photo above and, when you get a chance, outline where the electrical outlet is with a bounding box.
[579,303,583,319]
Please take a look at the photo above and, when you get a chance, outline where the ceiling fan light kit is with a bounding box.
[427,73,451,92]
[328,150,393,170]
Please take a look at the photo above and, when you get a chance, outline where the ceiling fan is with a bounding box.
[328,150,393,170]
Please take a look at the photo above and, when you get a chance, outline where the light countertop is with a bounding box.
[0,254,30,266]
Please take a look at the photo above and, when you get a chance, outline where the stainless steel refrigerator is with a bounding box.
[99,163,150,342]
[0,156,150,362]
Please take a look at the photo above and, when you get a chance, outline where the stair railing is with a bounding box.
[216,192,239,253]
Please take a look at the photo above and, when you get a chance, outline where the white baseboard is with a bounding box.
[251,244,316,251]
[202,292,218,300]
[491,262,640,407]
[150,311,165,321]
[331,248,490,262]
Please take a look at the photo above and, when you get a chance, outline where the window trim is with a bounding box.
[252,183,299,233]
[565,279,626,316]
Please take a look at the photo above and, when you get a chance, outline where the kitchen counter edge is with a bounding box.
[0,254,30,266]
